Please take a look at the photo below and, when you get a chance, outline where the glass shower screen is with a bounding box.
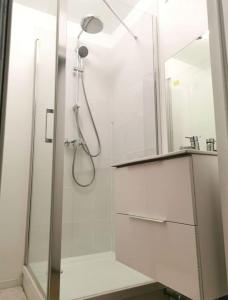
[21,0,66,299]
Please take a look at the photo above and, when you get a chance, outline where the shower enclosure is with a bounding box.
[3,0,160,299]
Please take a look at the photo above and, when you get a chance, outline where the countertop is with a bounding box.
[112,150,217,168]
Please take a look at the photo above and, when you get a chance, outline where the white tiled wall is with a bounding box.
[62,25,114,257]
[61,7,158,258]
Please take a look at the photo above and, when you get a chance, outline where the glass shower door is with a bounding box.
[23,0,66,298]
[27,29,56,295]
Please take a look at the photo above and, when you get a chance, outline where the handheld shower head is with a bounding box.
[78,46,89,58]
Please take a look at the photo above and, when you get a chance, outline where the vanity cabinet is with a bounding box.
[114,153,227,300]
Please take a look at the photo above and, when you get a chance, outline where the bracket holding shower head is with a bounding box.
[101,0,138,40]
[77,1,138,42]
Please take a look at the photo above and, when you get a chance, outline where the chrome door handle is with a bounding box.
[45,108,54,143]
[128,213,166,224]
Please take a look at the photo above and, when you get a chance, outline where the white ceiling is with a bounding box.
[175,36,211,69]
[15,0,141,34]
[15,0,57,15]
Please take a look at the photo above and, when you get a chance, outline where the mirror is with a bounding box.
[165,32,216,152]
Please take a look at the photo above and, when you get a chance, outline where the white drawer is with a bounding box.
[114,156,196,225]
[116,214,201,300]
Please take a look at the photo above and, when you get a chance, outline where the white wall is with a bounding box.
[0,3,35,287]
[158,0,209,152]
[61,4,158,258]
[62,23,114,257]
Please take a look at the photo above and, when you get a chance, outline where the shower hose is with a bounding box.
[72,72,101,187]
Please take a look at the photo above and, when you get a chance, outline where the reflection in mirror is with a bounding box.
[165,32,216,152]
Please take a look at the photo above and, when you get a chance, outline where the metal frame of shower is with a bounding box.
[23,0,67,299]
[152,15,162,154]
[47,0,66,297]
[0,0,13,190]
[102,0,137,40]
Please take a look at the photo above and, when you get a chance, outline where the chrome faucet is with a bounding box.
[185,136,200,150]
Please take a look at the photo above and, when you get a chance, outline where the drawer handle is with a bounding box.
[129,214,166,224]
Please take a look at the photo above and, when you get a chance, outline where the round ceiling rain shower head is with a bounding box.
[80,15,103,34]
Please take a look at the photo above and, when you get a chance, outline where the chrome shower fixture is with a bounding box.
[101,0,138,40]
[78,46,89,58]
[81,15,103,34]
[69,20,102,187]
[78,15,103,40]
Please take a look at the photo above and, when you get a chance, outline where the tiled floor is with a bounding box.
[0,287,27,300]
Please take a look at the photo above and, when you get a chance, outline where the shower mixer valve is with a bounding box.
[73,66,84,73]
[72,104,80,112]
[64,138,85,148]
[64,139,76,147]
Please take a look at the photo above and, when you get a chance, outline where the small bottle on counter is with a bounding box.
[206,138,216,151]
